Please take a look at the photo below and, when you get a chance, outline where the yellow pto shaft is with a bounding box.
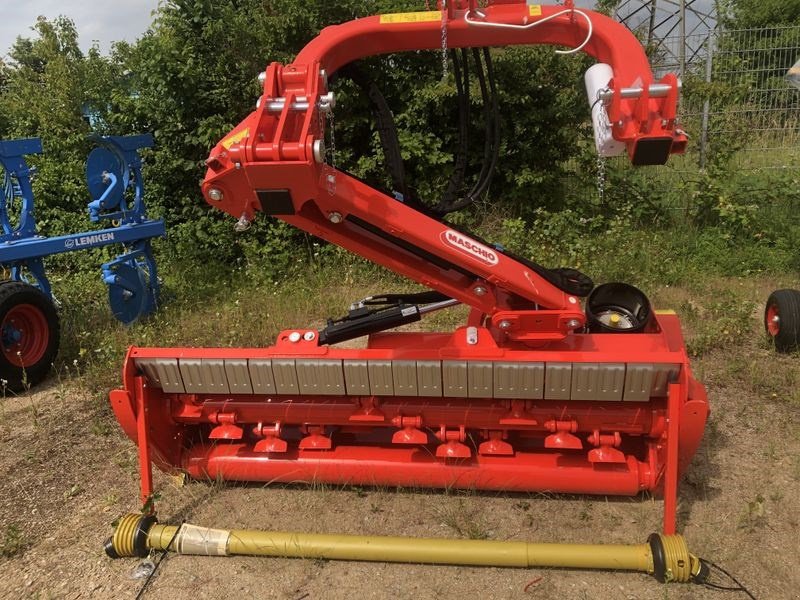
[106,513,708,584]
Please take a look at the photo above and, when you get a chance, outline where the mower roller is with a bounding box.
[109,0,707,549]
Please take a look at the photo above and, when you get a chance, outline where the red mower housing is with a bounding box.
[109,0,706,535]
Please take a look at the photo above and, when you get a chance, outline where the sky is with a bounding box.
[0,0,160,58]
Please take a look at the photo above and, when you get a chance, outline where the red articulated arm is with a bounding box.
[111,4,708,536]
[201,0,686,345]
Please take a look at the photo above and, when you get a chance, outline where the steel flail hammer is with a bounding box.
[105,513,710,585]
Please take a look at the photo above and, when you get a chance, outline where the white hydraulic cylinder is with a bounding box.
[584,63,625,157]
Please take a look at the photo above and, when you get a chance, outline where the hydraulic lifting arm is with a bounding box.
[201,0,686,345]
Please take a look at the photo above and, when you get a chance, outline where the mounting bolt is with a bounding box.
[234,213,251,232]
[258,71,266,85]
[474,286,487,296]
[567,319,581,329]
[498,320,512,330]
[303,331,316,341]
[207,188,224,202]
[328,211,343,224]
[313,139,326,163]
[288,332,302,343]
[318,92,336,113]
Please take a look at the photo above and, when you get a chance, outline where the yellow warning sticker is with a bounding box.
[221,128,249,150]
[655,310,677,315]
[529,5,542,16]
[379,11,441,24]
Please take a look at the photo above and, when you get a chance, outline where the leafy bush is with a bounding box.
[0,1,798,296]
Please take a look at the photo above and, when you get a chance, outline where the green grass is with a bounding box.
[1,524,25,558]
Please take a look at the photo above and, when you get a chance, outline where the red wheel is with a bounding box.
[0,282,60,391]
[765,289,800,353]
[2,303,50,367]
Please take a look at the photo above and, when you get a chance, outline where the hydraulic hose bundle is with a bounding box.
[344,46,499,216]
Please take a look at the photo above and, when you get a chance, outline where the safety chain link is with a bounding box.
[325,110,337,195]
[316,98,337,196]
[441,1,449,80]
[595,156,606,204]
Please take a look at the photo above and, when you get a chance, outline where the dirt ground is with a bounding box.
[1,279,799,600]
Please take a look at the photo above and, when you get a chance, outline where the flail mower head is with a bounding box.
[108,1,708,570]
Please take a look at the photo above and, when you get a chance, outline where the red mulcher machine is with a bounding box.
[106,1,715,585]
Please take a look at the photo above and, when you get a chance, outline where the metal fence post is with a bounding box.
[699,31,714,170]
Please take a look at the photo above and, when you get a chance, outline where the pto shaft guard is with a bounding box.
[105,513,710,584]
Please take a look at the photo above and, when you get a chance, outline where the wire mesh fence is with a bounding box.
[658,25,800,171]
[558,24,800,218]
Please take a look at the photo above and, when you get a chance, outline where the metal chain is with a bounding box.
[595,156,606,203]
[441,1,449,80]
[326,110,337,195]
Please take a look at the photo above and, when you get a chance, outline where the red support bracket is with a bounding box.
[392,415,428,444]
[299,425,333,450]
[435,425,471,458]
[587,430,626,464]
[478,430,514,456]
[209,411,244,440]
[662,382,682,535]
[134,375,154,510]
[544,419,582,450]
[253,421,288,453]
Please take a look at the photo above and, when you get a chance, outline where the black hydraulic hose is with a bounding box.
[433,48,489,215]
[466,48,495,201]
[439,48,470,210]
[367,80,411,203]
[342,50,499,218]
[481,47,501,197]
[338,64,412,205]
[466,48,500,205]
[436,48,500,214]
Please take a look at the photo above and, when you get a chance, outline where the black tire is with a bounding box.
[0,281,60,392]
[765,289,800,353]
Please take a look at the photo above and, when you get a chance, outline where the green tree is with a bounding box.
[0,17,122,237]
[720,0,800,29]
[0,58,9,135]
